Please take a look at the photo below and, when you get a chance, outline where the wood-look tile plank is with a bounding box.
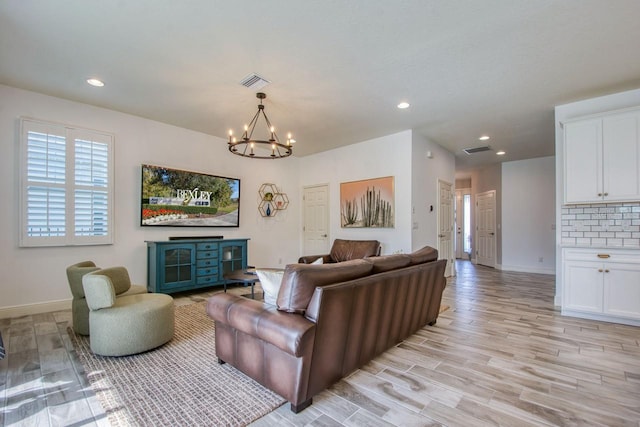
[376,368,462,408]
[456,397,543,427]
[345,370,428,413]
[343,409,396,427]
[519,389,639,427]
[422,400,494,427]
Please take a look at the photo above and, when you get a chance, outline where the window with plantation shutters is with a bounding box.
[20,118,114,247]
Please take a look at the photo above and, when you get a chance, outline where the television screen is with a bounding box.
[140,164,240,227]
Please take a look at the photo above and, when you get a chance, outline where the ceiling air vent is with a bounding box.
[239,73,271,90]
[463,145,491,155]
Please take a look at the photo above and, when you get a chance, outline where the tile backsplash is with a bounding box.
[561,202,640,248]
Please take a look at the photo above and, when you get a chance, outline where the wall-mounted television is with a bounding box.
[140,164,240,227]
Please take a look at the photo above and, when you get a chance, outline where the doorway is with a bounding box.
[455,188,472,260]
[302,184,330,256]
[437,180,455,277]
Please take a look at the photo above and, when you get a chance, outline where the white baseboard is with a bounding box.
[0,298,71,319]
[497,264,555,275]
[561,309,640,327]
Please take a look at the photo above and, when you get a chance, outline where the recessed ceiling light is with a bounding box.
[397,102,410,109]
[496,150,506,156]
[479,135,490,141]
[86,78,105,87]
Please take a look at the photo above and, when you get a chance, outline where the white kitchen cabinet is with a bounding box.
[562,248,640,325]
[563,107,640,204]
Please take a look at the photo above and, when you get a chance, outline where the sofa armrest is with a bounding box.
[207,294,315,357]
[297,254,332,264]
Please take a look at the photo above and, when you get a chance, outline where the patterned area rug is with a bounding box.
[68,301,285,427]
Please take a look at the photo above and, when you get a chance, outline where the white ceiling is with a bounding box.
[2,1,640,173]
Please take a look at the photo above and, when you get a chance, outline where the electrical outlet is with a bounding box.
[278,258,282,265]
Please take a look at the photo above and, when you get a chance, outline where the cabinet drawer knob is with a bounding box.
[597,193,603,196]
[597,254,610,259]
[604,192,609,196]
[605,269,610,273]
[598,269,603,273]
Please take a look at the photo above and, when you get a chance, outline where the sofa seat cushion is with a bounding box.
[365,254,412,273]
[277,259,373,314]
[408,246,439,265]
[329,239,381,262]
[207,294,315,357]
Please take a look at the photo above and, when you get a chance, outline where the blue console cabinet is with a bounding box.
[146,238,249,294]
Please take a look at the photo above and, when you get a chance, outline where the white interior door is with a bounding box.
[438,180,454,277]
[303,184,330,256]
[476,190,496,268]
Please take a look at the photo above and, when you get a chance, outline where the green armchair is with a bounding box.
[66,261,147,335]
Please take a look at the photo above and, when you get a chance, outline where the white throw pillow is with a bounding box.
[255,269,285,306]
[311,257,324,265]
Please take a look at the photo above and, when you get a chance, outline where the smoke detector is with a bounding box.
[463,146,491,155]
[239,73,271,90]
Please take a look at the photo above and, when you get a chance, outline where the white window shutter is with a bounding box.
[20,118,114,247]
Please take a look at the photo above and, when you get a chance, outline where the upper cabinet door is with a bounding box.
[564,118,603,204]
[564,107,640,205]
[603,111,640,201]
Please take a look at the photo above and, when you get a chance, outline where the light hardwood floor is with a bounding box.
[1,261,639,426]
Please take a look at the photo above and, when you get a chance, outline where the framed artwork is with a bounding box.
[340,176,394,228]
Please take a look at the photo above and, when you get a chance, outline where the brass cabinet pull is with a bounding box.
[597,254,610,259]
[598,193,603,196]
[605,269,610,273]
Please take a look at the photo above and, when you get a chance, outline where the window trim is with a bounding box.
[19,117,115,247]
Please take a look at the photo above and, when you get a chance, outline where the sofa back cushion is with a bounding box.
[364,253,412,273]
[330,239,381,262]
[408,246,438,265]
[90,266,133,295]
[277,259,373,314]
[66,261,100,298]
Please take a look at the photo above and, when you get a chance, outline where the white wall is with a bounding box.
[298,130,414,255]
[554,87,640,305]
[411,133,456,252]
[501,156,556,274]
[0,85,300,317]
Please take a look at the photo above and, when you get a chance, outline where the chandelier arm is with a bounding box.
[246,109,261,140]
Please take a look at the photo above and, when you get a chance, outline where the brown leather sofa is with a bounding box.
[206,246,445,413]
[298,238,381,264]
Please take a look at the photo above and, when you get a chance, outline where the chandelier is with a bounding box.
[228,92,295,159]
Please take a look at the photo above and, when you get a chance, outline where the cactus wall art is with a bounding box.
[340,176,394,228]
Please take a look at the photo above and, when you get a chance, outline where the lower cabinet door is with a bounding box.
[564,261,603,314]
[604,263,640,320]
